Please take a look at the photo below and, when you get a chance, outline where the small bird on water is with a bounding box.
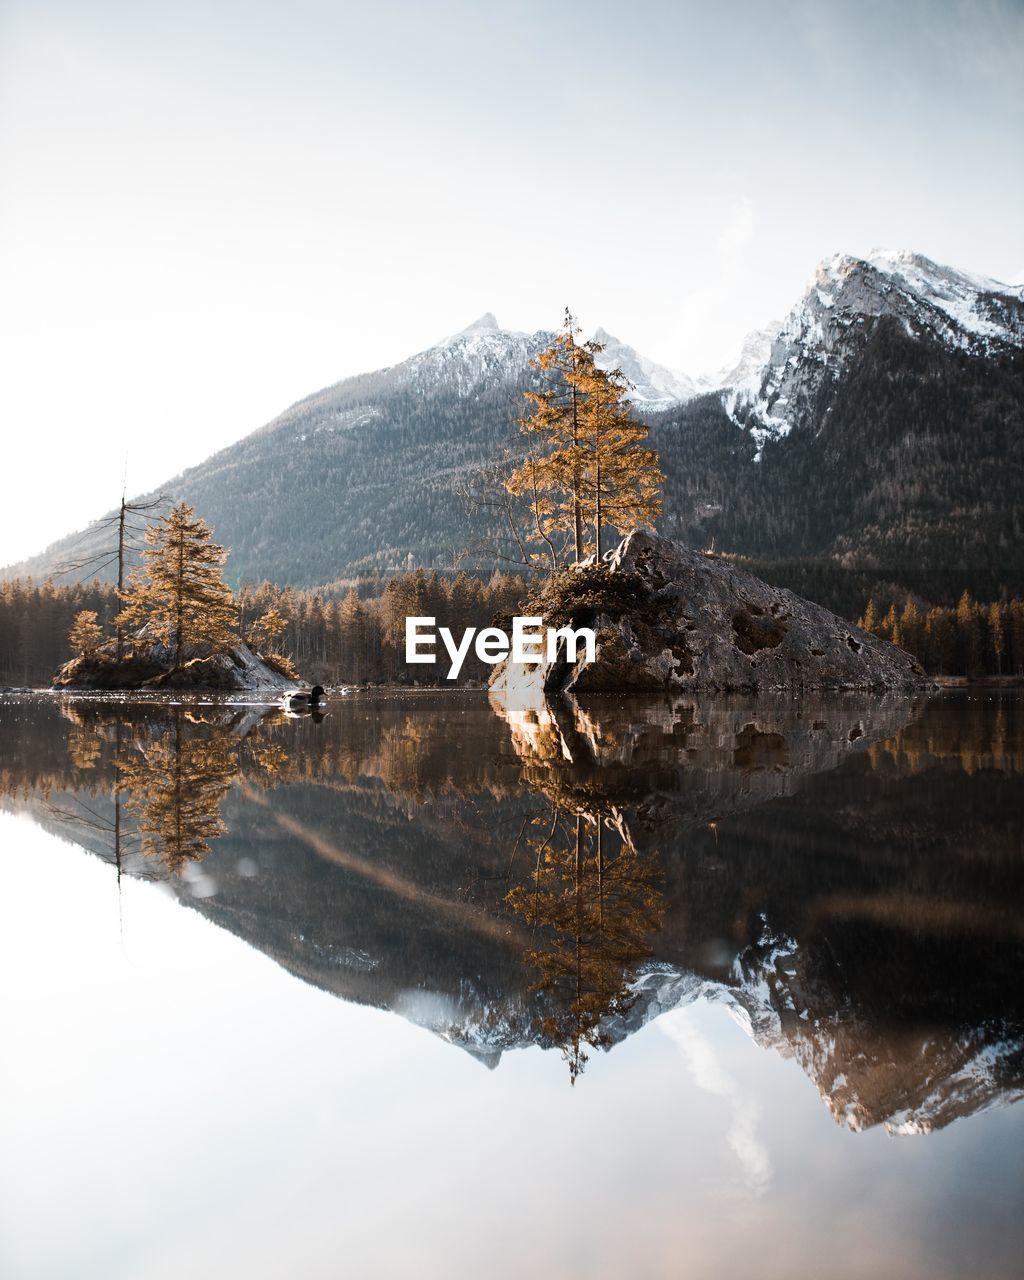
[283,684,326,711]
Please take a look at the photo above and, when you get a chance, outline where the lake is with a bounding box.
[1,688,1022,1279]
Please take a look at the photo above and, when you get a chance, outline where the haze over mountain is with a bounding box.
[7,250,1023,598]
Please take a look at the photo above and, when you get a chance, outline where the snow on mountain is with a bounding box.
[592,326,699,407]
[865,249,1023,340]
[724,249,1024,455]
[395,313,550,396]
[704,321,783,398]
[388,314,701,410]
[385,250,1024,437]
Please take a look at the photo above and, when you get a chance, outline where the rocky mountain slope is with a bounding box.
[653,253,1024,600]
[728,249,1024,454]
[7,251,1022,597]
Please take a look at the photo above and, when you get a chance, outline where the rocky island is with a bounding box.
[49,501,300,694]
[52,635,298,693]
[490,529,931,698]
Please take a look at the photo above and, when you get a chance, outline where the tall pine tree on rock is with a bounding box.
[117,503,237,667]
[506,310,663,566]
[578,351,664,559]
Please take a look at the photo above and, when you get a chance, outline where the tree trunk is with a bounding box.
[175,534,184,668]
[594,458,602,561]
[569,330,584,562]
[116,497,126,662]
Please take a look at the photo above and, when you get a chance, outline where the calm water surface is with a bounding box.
[1,689,1022,1279]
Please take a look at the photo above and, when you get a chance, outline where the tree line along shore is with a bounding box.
[2,570,1023,689]
[2,312,1023,689]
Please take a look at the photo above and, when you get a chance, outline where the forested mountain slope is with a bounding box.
[654,322,1024,600]
[7,253,1022,599]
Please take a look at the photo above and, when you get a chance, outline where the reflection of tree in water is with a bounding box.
[116,713,240,873]
[507,794,664,1083]
[45,704,288,877]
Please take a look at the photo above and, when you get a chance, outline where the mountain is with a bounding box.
[653,251,1024,601]
[707,320,782,400]
[6,251,1023,600]
[591,326,698,407]
[727,250,1024,454]
[5,316,693,588]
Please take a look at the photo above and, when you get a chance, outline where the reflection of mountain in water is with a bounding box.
[1,690,1022,1131]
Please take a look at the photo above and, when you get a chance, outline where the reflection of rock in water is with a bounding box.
[491,690,1024,1128]
[3,691,1023,1132]
[488,688,916,1083]
[489,687,924,821]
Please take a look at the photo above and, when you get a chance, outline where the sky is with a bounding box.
[1,0,1022,566]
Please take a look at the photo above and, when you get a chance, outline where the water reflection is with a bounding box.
[505,804,664,1084]
[53,702,288,876]
[1,689,1022,1128]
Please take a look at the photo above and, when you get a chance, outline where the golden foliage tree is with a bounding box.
[247,606,287,654]
[68,609,103,658]
[117,503,237,667]
[507,310,664,565]
[245,605,299,678]
[116,710,239,873]
[506,804,664,1083]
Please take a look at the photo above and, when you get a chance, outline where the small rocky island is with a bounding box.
[53,636,298,693]
[491,529,931,697]
[51,501,300,694]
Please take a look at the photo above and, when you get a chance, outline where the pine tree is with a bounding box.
[248,607,287,655]
[858,599,879,633]
[1010,600,1024,676]
[68,610,103,658]
[338,588,366,683]
[579,341,664,558]
[507,310,663,565]
[988,601,1005,676]
[956,590,982,676]
[879,604,899,645]
[246,605,298,679]
[924,607,951,673]
[900,599,924,657]
[117,503,237,668]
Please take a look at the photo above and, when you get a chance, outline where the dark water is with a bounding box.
[1,688,1022,1279]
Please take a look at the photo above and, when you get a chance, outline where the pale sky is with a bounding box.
[1,0,1022,567]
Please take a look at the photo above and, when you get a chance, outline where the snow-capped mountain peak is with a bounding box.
[725,248,1024,455]
[395,317,700,410]
[399,316,546,394]
[814,248,1021,339]
[457,312,501,335]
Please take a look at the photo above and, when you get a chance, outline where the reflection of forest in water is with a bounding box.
[1,690,1023,1123]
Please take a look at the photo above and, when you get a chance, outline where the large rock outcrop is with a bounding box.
[490,529,930,698]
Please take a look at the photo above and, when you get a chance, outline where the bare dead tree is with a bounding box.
[52,489,170,654]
